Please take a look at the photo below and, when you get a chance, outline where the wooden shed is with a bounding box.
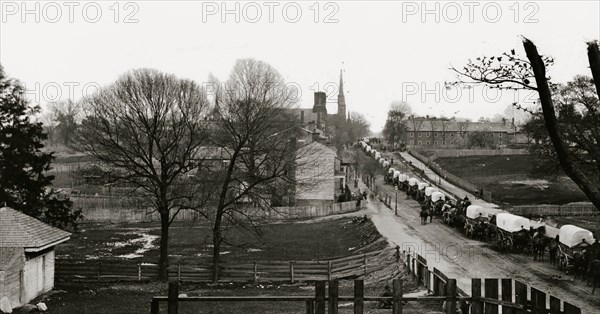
[0,207,70,309]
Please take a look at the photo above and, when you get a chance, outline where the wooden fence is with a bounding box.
[56,248,396,283]
[402,249,581,314]
[71,196,363,222]
[151,279,459,314]
[509,203,599,217]
[416,148,529,159]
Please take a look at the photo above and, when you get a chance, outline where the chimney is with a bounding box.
[502,118,506,126]
[511,117,515,126]
[426,115,429,119]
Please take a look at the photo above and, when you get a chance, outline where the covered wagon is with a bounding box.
[416,182,429,202]
[464,205,490,239]
[556,225,595,272]
[494,213,531,253]
[430,191,446,216]
[407,178,420,198]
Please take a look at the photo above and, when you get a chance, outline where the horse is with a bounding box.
[512,229,531,254]
[474,222,488,241]
[420,209,428,225]
[587,259,600,294]
[532,236,550,261]
[548,240,559,265]
[570,251,588,279]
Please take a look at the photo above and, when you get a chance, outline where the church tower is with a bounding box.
[337,70,347,120]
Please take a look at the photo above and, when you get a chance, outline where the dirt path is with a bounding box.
[359,178,600,313]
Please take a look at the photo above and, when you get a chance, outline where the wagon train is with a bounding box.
[463,205,493,240]
[423,186,438,209]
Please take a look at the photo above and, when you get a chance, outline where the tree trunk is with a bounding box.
[587,41,600,100]
[212,222,222,283]
[159,211,170,280]
[523,38,600,212]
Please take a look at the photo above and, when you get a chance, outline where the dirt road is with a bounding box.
[359,179,600,313]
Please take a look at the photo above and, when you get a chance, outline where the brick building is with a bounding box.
[403,116,521,149]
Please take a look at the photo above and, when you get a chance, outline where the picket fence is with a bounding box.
[56,248,396,283]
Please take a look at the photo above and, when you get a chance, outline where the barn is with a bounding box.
[0,207,70,310]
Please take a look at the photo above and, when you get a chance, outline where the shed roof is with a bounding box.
[0,207,71,252]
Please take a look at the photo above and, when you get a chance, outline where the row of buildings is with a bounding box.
[400,116,527,149]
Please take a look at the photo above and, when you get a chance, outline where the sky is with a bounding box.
[1,0,599,133]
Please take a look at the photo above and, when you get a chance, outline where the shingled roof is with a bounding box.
[0,207,71,252]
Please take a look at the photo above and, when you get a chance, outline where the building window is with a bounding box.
[499,140,503,145]
[434,132,439,137]
[426,141,430,145]
[426,132,430,137]
[450,141,454,144]
[410,132,414,137]
[418,141,422,145]
[499,133,503,138]
[410,140,414,145]
[450,132,454,137]
[418,132,422,137]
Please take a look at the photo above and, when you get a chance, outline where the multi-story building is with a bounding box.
[403,116,521,149]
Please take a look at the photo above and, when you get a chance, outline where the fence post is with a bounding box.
[168,280,179,314]
[315,281,326,314]
[253,262,258,283]
[353,279,364,314]
[363,254,367,275]
[471,278,483,314]
[290,261,295,283]
[395,246,400,263]
[177,260,181,282]
[327,261,332,281]
[393,278,403,314]
[328,280,339,314]
[150,298,159,314]
[97,260,101,282]
[138,262,142,282]
[306,300,314,314]
[445,279,457,314]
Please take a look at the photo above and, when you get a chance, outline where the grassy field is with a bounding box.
[435,155,588,206]
[20,217,441,314]
[56,217,386,263]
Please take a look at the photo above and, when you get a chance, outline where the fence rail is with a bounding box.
[509,203,599,217]
[56,248,396,283]
[70,196,363,222]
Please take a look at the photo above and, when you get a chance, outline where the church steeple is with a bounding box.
[337,69,346,119]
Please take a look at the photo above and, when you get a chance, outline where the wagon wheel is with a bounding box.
[496,232,505,250]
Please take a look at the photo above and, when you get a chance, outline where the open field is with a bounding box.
[22,217,437,314]
[435,155,588,206]
[56,217,386,263]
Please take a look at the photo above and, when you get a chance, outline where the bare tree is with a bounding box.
[382,102,411,150]
[206,59,318,282]
[49,99,82,146]
[450,39,600,211]
[73,69,211,279]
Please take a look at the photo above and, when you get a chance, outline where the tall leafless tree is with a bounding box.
[206,59,319,282]
[73,69,211,279]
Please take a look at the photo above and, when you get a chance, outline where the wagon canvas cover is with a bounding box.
[466,205,487,219]
[408,178,420,186]
[418,182,429,190]
[559,225,595,248]
[496,213,530,233]
[425,187,438,196]
[431,192,445,202]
